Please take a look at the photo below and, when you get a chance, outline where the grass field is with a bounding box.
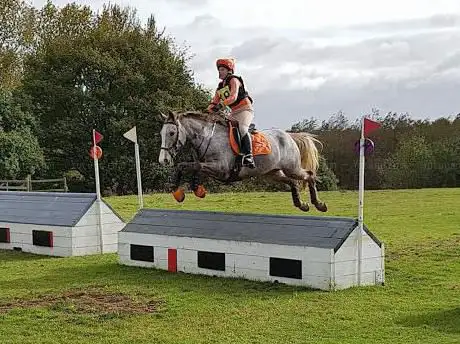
[1,188,459,343]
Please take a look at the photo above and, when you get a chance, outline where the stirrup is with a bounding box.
[242,154,255,168]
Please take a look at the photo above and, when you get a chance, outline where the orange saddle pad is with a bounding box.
[228,123,272,156]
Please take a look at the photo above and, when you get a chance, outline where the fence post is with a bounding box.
[26,175,31,191]
[63,176,68,192]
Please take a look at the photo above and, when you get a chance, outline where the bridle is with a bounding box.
[160,119,217,161]
[160,120,184,155]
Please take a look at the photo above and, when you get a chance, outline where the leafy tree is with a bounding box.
[0,0,37,90]
[20,4,209,193]
[0,90,44,178]
[378,135,434,189]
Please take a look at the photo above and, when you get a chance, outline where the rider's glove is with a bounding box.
[211,103,223,112]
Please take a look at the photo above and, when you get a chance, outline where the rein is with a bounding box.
[197,122,216,161]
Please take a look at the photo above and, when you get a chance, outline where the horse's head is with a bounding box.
[158,110,187,165]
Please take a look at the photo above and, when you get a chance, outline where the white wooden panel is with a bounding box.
[119,255,156,268]
[72,224,123,238]
[334,271,384,290]
[19,243,72,257]
[231,252,267,271]
[10,232,71,248]
[118,233,332,263]
[75,213,125,227]
[176,249,332,278]
[123,243,333,289]
[72,225,100,237]
[143,246,168,270]
[335,229,382,262]
[75,202,124,226]
[334,257,383,276]
[118,242,130,257]
[103,243,118,253]
[74,234,118,248]
[1,223,72,238]
[119,254,167,269]
[0,243,12,250]
[118,244,168,269]
[71,246,99,256]
[176,260,331,290]
[176,248,197,264]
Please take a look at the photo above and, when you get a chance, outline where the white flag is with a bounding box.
[123,126,137,143]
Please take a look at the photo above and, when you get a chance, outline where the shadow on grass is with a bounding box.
[0,249,57,262]
[397,308,460,334]
[0,254,324,298]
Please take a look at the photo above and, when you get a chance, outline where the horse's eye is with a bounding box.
[169,132,175,136]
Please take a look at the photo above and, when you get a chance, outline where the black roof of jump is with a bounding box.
[0,191,107,226]
[121,208,381,252]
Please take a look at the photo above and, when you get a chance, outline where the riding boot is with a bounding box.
[241,133,256,169]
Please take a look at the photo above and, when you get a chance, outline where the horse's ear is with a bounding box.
[158,112,167,121]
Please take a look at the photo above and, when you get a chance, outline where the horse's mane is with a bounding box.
[179,111,227,126]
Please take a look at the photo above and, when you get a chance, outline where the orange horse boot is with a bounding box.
[172,187,185,202]
[193,185,206,198]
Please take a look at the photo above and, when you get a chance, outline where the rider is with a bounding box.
[207,57,256,169]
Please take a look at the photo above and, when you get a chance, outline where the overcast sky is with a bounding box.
[33,0,460,129]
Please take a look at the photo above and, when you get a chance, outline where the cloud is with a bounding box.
[435,51,460,72]
[253,78,460,130]
[173,12,460,128]
[167,0,208,6]
[29,2,460,128]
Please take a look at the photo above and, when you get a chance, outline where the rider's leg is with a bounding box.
[229,109,255,168]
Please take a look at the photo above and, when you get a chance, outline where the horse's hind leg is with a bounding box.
[266,170,310,212]
[307,175,327,212]
[282,168,327,212]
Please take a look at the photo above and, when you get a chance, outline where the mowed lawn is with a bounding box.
[0,188,459,344]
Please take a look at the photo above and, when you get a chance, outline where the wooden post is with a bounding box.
[26,175,31,191]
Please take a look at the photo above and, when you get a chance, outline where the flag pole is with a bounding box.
[93,129,101,201]
[357,117,365,286]
[92,129,103,254]
[134,140,144,209]
[123,126,143,210]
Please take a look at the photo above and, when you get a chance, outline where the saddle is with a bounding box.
[227,119,271,156]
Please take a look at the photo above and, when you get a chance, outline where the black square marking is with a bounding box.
[197,251,225,271]
[269,257,302,279]
[32,230,53,247]
[130,244,154,262]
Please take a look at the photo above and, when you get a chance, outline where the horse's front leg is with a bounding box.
[171,163,187,202]
[190,171,206,198]
[172,162,221,202]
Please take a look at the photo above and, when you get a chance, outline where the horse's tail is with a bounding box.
[288,132,323,189]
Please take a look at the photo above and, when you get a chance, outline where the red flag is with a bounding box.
[363,118,381,137]
[93,130,103,145]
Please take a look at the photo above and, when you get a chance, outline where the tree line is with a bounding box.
[1,1,458,194]
[289,110,460,190]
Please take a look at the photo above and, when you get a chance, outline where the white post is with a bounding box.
[123,126,144,210]
[93,129,104,254]
[134,141,144,209]
[357,117,365,286]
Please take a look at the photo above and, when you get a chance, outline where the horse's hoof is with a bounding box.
[316,202,328,212]
[194,185,206,198]
[172,188,185,202]
[299,203,310,212]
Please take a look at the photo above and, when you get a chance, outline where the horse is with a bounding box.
[158,110,327,212]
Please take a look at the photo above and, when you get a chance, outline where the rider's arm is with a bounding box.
[207,90,221,112]
[222,77,241,106]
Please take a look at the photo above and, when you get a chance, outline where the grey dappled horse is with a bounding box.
[158,110,327,212]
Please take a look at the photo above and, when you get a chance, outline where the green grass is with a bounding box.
[1,188,459,343]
